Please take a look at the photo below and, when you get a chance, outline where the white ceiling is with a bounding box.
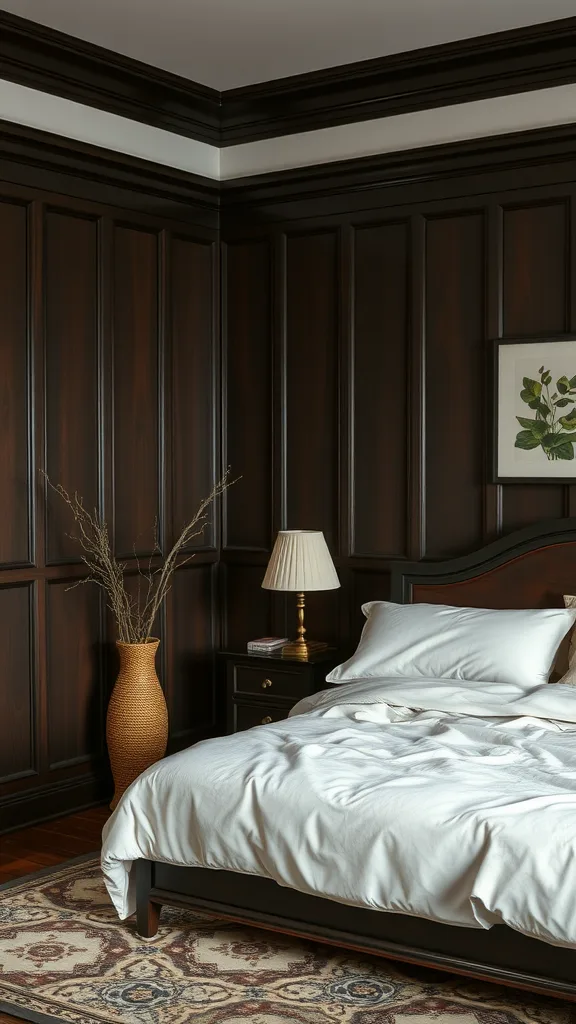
[2,0,576,91]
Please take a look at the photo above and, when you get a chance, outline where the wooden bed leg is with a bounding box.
[136,859,162,938]
[138,898,162,938]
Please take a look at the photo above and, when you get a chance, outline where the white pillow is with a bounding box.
[327,601,576,689]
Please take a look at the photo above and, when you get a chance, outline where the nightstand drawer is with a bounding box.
[233,665,312,700]
[221,649,339,735]
[234,703,288,732]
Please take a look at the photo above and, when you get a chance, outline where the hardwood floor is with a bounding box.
[0,805,110,883]
[0,806,110,1024]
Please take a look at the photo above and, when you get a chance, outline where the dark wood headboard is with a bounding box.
[390,519,576,609]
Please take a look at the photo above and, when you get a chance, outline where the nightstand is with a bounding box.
[220,649,339,733]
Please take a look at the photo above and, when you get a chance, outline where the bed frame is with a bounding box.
[136,518,576,999]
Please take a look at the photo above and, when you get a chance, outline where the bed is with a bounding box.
[102,517,576,1000]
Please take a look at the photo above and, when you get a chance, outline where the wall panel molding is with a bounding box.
[484,203,504,542]
[112,224,160,558]
[351,220,409,558]
[46,579,103,771]
[0,583,35,785]
[408,215,426,562]
[171,235,218,551]
[285,230,340,549]
[0,197,31,569]
[424,211,485,558]
[45,208,100,565]
[223,238,273,551]
[167,564,217,748]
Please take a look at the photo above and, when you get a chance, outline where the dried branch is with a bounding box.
[42,468,238,643]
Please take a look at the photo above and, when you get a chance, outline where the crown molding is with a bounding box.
[0,118,219,226]
[220,16,576,145]
[0,9,221,146]
[1,106,575,222]
[220,123,576,209]
[2,12,576,150]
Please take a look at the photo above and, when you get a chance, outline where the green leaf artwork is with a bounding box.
[515,368,576,460]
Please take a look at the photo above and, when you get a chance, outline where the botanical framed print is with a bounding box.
[494,336,576,482]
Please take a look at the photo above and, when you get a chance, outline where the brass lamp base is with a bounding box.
[282,639,328,662]
[281,591,328,661]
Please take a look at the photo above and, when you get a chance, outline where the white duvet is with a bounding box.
[101,678,576,948]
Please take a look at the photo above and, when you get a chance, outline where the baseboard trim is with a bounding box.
[0,774,111,833]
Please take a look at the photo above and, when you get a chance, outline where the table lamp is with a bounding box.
[261,530,340,660]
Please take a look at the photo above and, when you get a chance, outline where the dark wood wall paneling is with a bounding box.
[4,68,576,829]
[0,170,219,831]
[222,168,576,658]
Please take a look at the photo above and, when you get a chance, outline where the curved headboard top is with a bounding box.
[390,518,576,609]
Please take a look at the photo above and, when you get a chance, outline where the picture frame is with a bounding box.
[493,335,576,483]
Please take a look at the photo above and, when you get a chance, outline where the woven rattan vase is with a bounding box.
[106,639,168,811]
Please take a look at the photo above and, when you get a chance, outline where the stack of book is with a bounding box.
[247,637,289,653]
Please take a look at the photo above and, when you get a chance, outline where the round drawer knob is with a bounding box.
[261,715,273,725]
[261,678,273,689]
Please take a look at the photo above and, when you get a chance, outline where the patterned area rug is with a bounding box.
[0,858,575,1024]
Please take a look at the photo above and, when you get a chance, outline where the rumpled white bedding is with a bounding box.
[101,678,576,948]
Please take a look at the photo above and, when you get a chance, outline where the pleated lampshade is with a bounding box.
[262,531,340,592]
